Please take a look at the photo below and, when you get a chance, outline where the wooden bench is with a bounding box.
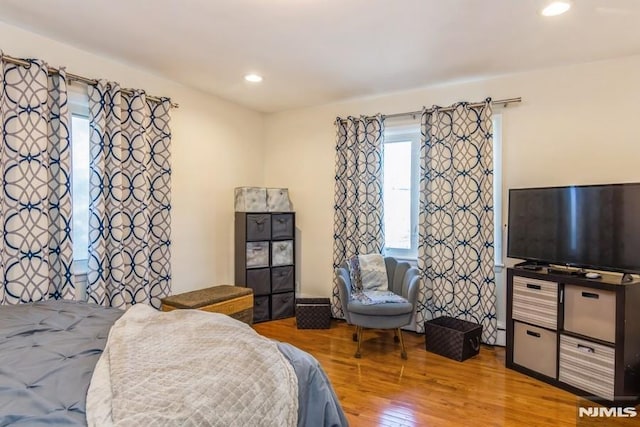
[161,285,254,325]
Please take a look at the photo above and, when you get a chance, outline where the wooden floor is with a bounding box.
[255,318,638,427]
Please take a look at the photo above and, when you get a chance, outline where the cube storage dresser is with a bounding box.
[506,267,640,404]
[161,285,254,325]
[235,212,296,322]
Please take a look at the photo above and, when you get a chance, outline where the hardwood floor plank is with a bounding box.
[255,318,639,426]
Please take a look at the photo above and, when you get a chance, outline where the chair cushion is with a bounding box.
[347,300,414,316]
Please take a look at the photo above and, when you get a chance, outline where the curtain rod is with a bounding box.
[384,97,521,120]
[2,54,179,109]
[338,97,522,123]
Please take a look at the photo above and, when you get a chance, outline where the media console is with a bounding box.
[506,266,640,404]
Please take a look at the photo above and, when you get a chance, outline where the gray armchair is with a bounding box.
[335,257,420,359]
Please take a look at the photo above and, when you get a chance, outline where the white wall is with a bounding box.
[0,22,265,295]
[5,19,639,322]
[263,54,640,327]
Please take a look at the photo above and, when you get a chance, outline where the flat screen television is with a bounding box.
[507,183,640,274]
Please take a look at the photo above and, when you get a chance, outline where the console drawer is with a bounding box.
[564,285,616,343]
[559,334,615,401]
[512,277,558,330]
[513,321,557,378]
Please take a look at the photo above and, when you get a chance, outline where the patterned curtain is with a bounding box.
[86,81,171,309]
[0,59,74,304]
[331,115,384,317]
[417,100,497,343]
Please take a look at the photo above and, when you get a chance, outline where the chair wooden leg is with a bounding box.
[393,329,400,343]
[355,326,363,358]
[397,328,407,360]
[352,326,358,342]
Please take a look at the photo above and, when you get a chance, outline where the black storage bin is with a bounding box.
[424,316,482,362]
[246,268,270,296]
[271,266,294,293]
[253,296,270,323]
[272,292,295,319]
[271,213,294,239]
[296,297,331,329]
[246,214,271,241]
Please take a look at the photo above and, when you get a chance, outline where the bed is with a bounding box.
[0,300,348,426]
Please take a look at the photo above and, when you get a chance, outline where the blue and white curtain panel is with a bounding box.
[0,60,74,304]
[417,100,497,343]
[86,81,171,309]
[331,115,385,318]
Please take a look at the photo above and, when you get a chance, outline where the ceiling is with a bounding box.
[0,0,639,113]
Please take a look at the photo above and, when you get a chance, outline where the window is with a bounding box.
[383,124,420,259]
[382,115,503,266]
[71,115,90,263]
[69,87,90,273]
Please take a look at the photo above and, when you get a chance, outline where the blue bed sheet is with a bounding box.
[0,300,347,427]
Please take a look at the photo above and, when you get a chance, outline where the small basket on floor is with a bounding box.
[296,297,331,329]
[424,316,482,362]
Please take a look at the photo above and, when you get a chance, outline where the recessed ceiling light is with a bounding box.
[244,74,263,83]
[541,1,571,16]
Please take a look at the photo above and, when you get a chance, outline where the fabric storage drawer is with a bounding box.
[271,266,294,293]
[424,316,482,362]
[513,321,557,378]
[253,295,270,323]
[559,334,615,401]
[271,240,293,266]
[271,213,294,239]
[246,242,269,268]
[564,285,616,343]
[512,277,558,330]
[272,292,295,319]
[296,297,331,329]
[235,187,267,212]
[246,214,271,241]
[246,268,270,296]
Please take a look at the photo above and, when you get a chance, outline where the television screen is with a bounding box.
[507,183,640,273]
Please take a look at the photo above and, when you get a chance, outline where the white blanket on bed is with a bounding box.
[86,305,298,427]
